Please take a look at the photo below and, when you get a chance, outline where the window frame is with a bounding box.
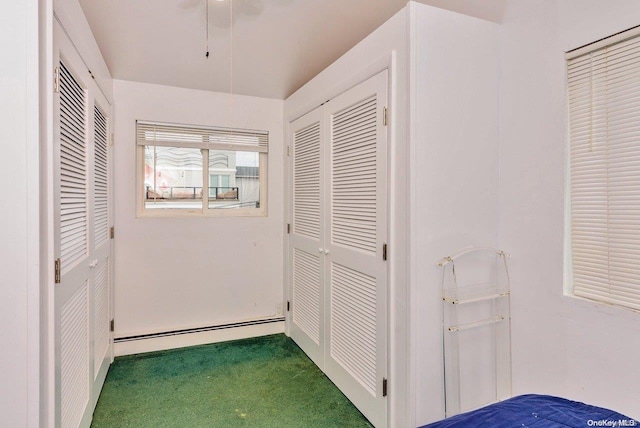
[136,121,268,218]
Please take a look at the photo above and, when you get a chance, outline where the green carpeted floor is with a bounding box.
[91,334,373,427]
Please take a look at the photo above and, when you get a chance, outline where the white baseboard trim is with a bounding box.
[114,319,285,357]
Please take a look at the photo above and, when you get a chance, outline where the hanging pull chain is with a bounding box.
[229,0,233,96]
[229,0,234,128]
[205,0,210,58]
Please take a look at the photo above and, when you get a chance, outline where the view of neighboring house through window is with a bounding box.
[144,146,203,210]
[207,150,261,209]
[138,121,267,216]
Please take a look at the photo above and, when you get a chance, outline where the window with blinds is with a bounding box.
[567,27,640,311]
[137,121,268,216]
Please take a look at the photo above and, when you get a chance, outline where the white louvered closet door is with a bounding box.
[54,20,113,428]
[323,70,388,428]
[289,107,325,368]
[91,101,112,407]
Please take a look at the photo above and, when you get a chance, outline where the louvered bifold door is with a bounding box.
[54,20,113,428]
[54,20,93,428]
[91,102,112,407]
[289,107,325,368]
[323,70,388,428]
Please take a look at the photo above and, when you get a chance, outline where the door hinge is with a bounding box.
[287,301,291,312]
[54,66,60,93]
[110,319,115,332]
[54,258,61,284]
[287,223,291,234]
[287,145,290,156]
[110,226,115,239]
[382,243,388,261]
[383,107,388,126]
[382,378,388,397]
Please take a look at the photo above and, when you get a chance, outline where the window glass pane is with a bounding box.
[144,146,203,210]
[208,150,260,209]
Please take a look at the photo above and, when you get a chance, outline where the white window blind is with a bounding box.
[136,121,268,153]
[567,27,640,311]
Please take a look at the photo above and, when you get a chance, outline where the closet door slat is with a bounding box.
[59,61,88,275]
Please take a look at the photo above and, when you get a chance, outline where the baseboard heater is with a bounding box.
[114,317,285,343]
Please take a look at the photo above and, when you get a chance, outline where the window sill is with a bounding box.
[136,207,267,219]
[562,292,640,318]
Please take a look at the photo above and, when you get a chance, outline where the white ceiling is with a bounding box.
[77,0,508,100]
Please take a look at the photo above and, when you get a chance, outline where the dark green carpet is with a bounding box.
[91,334,373,427]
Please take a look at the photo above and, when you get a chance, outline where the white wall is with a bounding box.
[113,80,284,340]
[284,7,410,427]
[500,0,640,420]
[410,3,500,425]
[0,1,40,426]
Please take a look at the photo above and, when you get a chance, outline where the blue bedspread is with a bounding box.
[423,394,638,427]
